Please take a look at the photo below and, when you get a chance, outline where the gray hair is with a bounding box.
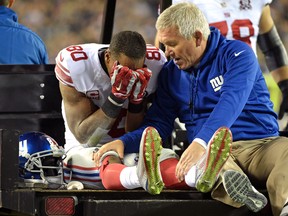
[156,2,210,40]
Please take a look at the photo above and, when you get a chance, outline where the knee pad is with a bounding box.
[100,161,126,190]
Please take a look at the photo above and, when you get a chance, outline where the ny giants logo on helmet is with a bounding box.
[19,139,28,157]
[45,135,58,147]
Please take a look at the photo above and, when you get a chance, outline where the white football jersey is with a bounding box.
[55,43,166,150]
[172,0,272,54]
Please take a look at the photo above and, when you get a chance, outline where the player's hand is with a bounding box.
[129,67,152,104]
[278,79,288,120]
[110,61,137,100]
[92,140,124,167]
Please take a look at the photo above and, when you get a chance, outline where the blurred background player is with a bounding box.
[155,0,288,129]
[54,31,167,188]
[0,0,49,64]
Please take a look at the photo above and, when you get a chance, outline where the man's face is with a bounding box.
[106,51,145,72]
[158,26,202,70]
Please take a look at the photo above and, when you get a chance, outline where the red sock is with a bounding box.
[100,156,126,190]
[160,158,190,189]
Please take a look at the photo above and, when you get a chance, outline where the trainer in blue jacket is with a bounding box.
[94,3,288,216]
[0,0,48,64]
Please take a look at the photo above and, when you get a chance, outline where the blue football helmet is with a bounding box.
[19,131,65,185]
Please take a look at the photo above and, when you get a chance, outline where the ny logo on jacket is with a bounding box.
[210,75,223,92]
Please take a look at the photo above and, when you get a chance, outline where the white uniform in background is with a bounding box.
[173,0,271,54]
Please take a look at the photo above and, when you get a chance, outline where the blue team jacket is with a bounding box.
[0,6,48,64]
[120,27,279,153]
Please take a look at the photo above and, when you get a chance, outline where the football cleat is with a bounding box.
[195,127,232,193]
[137,126,164,195]
[223,170,267,212]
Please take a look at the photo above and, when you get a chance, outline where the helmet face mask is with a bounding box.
[19,132,66,187]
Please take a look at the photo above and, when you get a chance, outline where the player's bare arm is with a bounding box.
[60,83,115,144]
[259,5,288,83]
[125,98,149,132]
[258,5,288,119]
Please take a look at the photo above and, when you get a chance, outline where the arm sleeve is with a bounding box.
[257,25,288,72]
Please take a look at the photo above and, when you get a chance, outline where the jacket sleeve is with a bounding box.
[119,64,177,153]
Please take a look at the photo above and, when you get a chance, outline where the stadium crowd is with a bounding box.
[12,0,157,63]
[9,0,288,65]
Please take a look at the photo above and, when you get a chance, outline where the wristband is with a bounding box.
[102,93,125,118]
[128,101,144,113]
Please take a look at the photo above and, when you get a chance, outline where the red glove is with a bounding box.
[110,62,137,100]
[129,67,152,104]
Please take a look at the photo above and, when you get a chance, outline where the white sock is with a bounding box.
[184,165,196,188]
[119,166,140,189]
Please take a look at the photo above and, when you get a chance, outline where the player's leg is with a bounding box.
[63,145,104,189]
[159,152,190,189]
[99,126,164,195]
[136,126,164,194]
[161,127,232,191]
[99,155,127,189]
[195,127,232,193]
